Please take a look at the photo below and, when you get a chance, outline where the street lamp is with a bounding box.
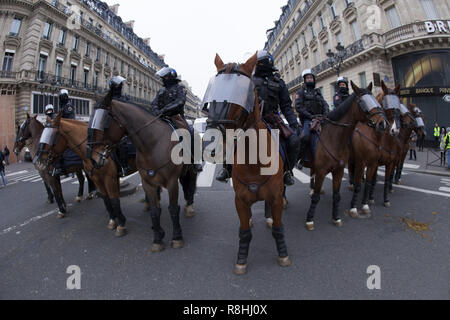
[327,42,346,77]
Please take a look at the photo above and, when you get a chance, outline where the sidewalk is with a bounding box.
[403,148,450,177]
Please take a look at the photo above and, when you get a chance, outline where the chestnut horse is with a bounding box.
[87,90,198,252]
[206,53,290,275]
[14,114,95,216]
[300,82,388,231]
[35,112,137,235]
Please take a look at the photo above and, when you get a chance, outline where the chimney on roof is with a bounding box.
[125,20,135,30]
[144,38,151,46]
[109,4,119,15]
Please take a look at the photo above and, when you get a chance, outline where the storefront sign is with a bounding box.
[400,87,450,97]
[424,21,450,34]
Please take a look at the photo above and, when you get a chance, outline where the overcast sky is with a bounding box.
[104,0,287,98]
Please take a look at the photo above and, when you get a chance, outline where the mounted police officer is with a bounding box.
[45,104,55,120]
[152,67,202,173]
[295,69,330,162]
[333,77,350,108]
[215,50,301,186]
[109,76,131,176]
[58,89,75,119]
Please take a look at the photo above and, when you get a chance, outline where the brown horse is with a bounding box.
[13,114,95,216]
[347,81,415,217]
[35,112,137,235]
[87,89,198,252]
[393,103,426,185]
[206,53,290,275]
[300,81,388,231]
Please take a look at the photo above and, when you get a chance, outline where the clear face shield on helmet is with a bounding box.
[39,127,57,145]
[382,94,401,110]
[359,94,382,112]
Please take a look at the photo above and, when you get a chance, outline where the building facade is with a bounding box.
[264,0,450,139]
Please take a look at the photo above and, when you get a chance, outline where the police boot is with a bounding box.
[284,171,295,186]
[284,134,301,186]
[216,164,232,183]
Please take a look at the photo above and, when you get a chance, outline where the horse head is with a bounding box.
[379,80,402,135]
[409,103,426,139]
[350,81,388,132]
[14,113,35,155]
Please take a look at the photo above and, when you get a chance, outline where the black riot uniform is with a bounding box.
[152,67,202,173]
[59,89,76,120]
[215,50,301,186]
[295,69,330,162]
[333,77,350,109]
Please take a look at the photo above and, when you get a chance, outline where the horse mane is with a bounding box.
[96,90,156,116]
[327,93,356,121]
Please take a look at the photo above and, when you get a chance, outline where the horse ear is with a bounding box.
[367,82,373,92]
[394,84,401,95]
[351,80,360,95]
[214,53,225,72]
[242,52,258,75]
[381,80,388,94]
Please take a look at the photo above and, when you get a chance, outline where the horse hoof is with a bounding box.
[75,196,82,203]
[87,193,94,200]
[47,199,54,204]
[266,218,273,229]
[171,240,184,249]
[361,205,371,216]
[185,205,195,218]
[306,222,315,231]
[283,198,288,209]
[57,212,65,219]
[249,218,254,228]
[349,185,355,192]
[115,226,128,237]
[151,243,165,253]
[369,199,375,205]
[349,208,359,219]
[278,256,292,267]
[234,264,247,276]
[384,202,391,208]
[333,219,344,228]
[309,190,314,198]
[107,220,118,230]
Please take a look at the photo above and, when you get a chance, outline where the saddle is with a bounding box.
[263,113,293,140]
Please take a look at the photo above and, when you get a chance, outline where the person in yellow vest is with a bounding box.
[434,123,440,148]
[445,127,450,170]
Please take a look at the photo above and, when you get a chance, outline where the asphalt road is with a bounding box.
[0,161,449,300]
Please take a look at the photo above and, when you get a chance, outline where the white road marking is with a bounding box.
[197,163,216,188]
[22,174,41,182]
[438,187,450,193]
[13,173,38,180]
[0,204,74,236]
[378,182,450,198]
[403,163,421,169]
[120,172,139,182]
[31,178,43,182]
[5,170,28,177]
[60,177,76,183]
[293,169,310,183]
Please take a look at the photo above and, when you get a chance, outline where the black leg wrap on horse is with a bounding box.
[384,181,390,203]
[332,192,341,221]
[369,179,377,200]
[351,183,361,208]
[272,226,288,258]
[237,229,252,265]
[310,177,315,190]
[169,205,183,241]
[362,181,371,205]
[150,206,165,244]
[110,198,126,227]
[307,192,320,222]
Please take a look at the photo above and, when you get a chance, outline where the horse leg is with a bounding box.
[368,165,378,204]
[105,176,127,237]
[167,178,184,249]
[270,196,291,267]
[86,174,96,200]
[234,197,252,275]
[75,170,85,203]
[264,201,272,229]
[102,195,117,230]
[43,179,54,204]
[179,167,197,218]
[361,165,377,218]
[384,164,394,207]
[349,161,364,218]
[142,181,165,252]
[50,176,67,219]
[331,168,344,227]
[305,172,325,231]
[348,161,355,191]
[283,186,288,209]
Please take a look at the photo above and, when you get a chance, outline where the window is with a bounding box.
[309,23,315,39]
[420,0,439,20]
[345,0,353,6]
[58,29,66,45]
[359,72,367,88]
[121,61,124,74]
[9,18,22,36]
[336,31,344,46]
[93,71,99,89]
[72,35,79,51]
[83,69,89,88]
[85,42,90,57]
[70,65,77,85]
[2,52,14,72]
[96,47,101,62]
[295,39,300,54]
[319,13,325,30]
[113,56,117,70]
[105,52,109,66]
[43,22,53,40]
[55,60,63,80]
[350,20,361,41]
[313,50,318,66]
[385,6,401,29]
[37,55,47,80]
[329,2,337,19]
[324,41,329,54]
[302,32,307,47]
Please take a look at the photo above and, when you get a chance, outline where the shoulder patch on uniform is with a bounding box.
[295,94,300,100]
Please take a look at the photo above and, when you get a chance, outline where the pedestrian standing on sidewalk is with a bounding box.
[0,151,6,187]
[409,131,417,161]
[4,146,10,165]
[433,122,440,148]
[440,127,447,166]
[445,127,450,170]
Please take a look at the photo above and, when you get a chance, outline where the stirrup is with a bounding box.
[216,169,230,183]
